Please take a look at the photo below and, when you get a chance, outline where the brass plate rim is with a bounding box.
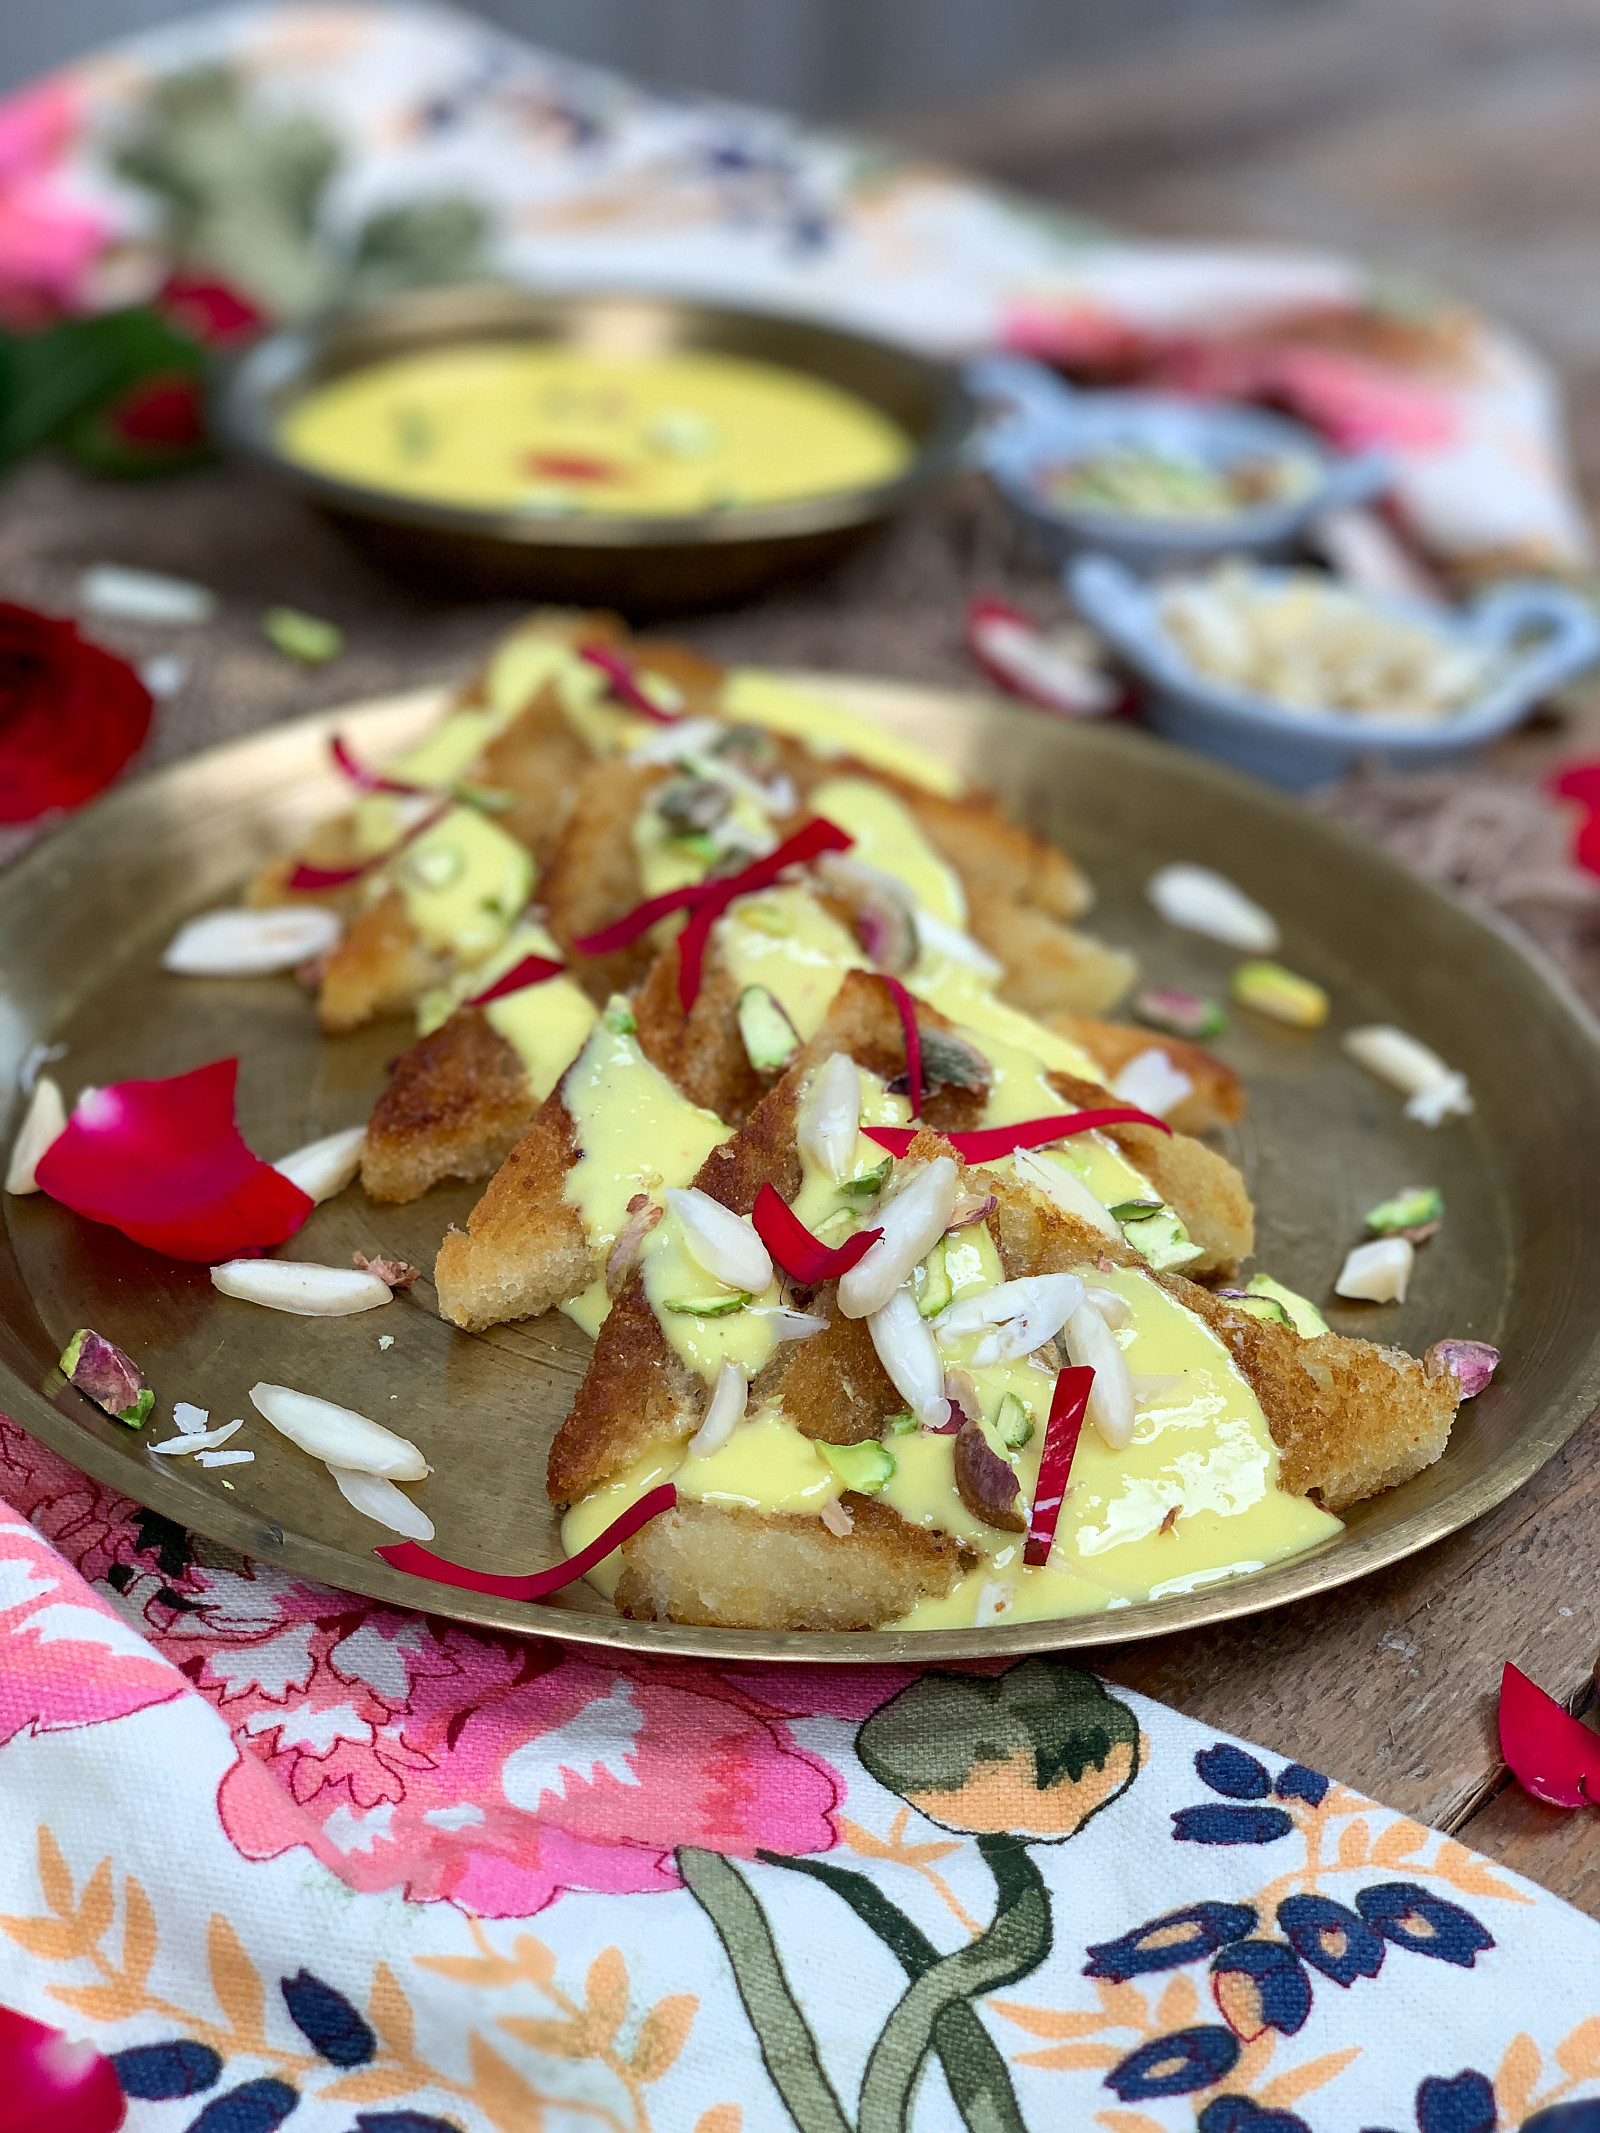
[3,678,1598,1662]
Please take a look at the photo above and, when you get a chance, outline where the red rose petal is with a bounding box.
[1498,1661,1600,1809]
[0,603,153,824]
[377,1483,678,1599]
[1024,1364,1094,1567]
[864,1107,1171,1162]
[468,954,565,1006]
[34,1059,312,1262]
[0,2005,125,2133]
[578,642,680,723]
[1550,760,1600,807]
[879,974,923,1117]
[751,1183,882,1284]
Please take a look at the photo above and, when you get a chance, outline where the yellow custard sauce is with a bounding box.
[559,1013,731,1337]
[279,345,910,517]
[562,1251,1341,1625]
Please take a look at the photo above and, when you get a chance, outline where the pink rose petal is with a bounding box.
[0,2005,125,2133]
[35,1059,312,1261]
[1499,1660,1600,1809]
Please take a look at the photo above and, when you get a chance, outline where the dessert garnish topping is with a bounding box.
[571,817,853,1013]
[59,1328,152,1428]
[1424,1339,1500,1398]
[163,904,343,976]
[1024,1364,1095,1566]
[35,1060,312,1261]
[286,796,451,892]
[354,1251,419,1288]
[863,1107,1169,1162]
[376,1483,680,1599]
[467,953,565,1006]
[1336,1237,1413,1304]
[578,643,682,723]
[752,1182,882,1284]
[878,974,924,1116]
[1147,863,1279,952]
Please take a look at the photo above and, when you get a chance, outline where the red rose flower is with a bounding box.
[0,602,153,823]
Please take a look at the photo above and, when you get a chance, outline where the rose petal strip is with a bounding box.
[578,643,680,723]
[1024,1364,1095,1568]
[376,1483,679,1598]
[570,816,854,1009]
[468,954,566,1006]
[672,816,857,1011]
[1498,1660,1600,1809]
[330,734,422,795]
[286,797,451,892]
[864,1108,1171,1162]
[752,1182,882,1284]
[879,974,923,1117]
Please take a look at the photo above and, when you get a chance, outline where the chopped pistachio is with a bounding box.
[263,605,343,665]
[1232,959,1329,1030]
[839,1156,893,1202]
[818,1439,896,1494]
[994,1391,1035,1449]
[882,1412,918,1436]
[603,997,637,1035]
[1365,1185,1444,1237]
[1245,1273,1329,1338]
[661,1292,754,1318]
[1134,986,1226,1041]
[1109,1199,1164,1222]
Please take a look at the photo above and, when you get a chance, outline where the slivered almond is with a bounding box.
[212,1260,393,1316]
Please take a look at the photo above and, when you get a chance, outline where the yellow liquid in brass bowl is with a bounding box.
[278,344,911,518]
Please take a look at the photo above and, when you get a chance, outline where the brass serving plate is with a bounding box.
[3,679,1599,1663]
[217,284,974,612]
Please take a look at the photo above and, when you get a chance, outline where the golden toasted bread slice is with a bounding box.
[986,1184,1459,1515]
[434,1094,593,1333]
[556,1055,1458,1628]
[317,889,442,1035]
[615,1499,970,1632]
[360,1007,537,1204]
[540,761,671,1002]
[1044,1015,1245,1138]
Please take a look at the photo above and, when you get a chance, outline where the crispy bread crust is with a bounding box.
[361,1007,535,1205]
[987,1181,1459,1514]
[1048,1015,1246,1137]
[614,1498,969,1629]
[542,761,671,1002]
[317,889,440,1034]
[970,892,1137,1017]
[432,1095,593,1332]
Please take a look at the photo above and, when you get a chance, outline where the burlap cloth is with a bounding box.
[5,450,1599,1014]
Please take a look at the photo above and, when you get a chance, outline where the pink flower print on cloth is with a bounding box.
[0,80,111,325]
[0,1511,184,1744]
[193,1601,847,1918]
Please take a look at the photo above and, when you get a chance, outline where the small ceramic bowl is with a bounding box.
[971,352,1389,576]
[1070,552,1600,790]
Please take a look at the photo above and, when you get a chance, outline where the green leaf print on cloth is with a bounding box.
[680,1659,1146,2133]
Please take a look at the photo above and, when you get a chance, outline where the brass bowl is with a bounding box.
[3,674,1599,1662]
[216,283,974,613]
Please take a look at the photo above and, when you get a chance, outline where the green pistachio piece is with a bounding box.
[818,1439,895,1494]
[994,1391,1035,1449]
[263,605,343,665]
[839,1156,893,1202]
[737,985,801,1073]
[661,1292,753,1318]
[1364,1186,1444,1237]
[1244,1273,1330,1338]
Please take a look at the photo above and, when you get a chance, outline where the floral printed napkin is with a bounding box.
[0,0,1589,571]
[2,1416,1598,2133]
